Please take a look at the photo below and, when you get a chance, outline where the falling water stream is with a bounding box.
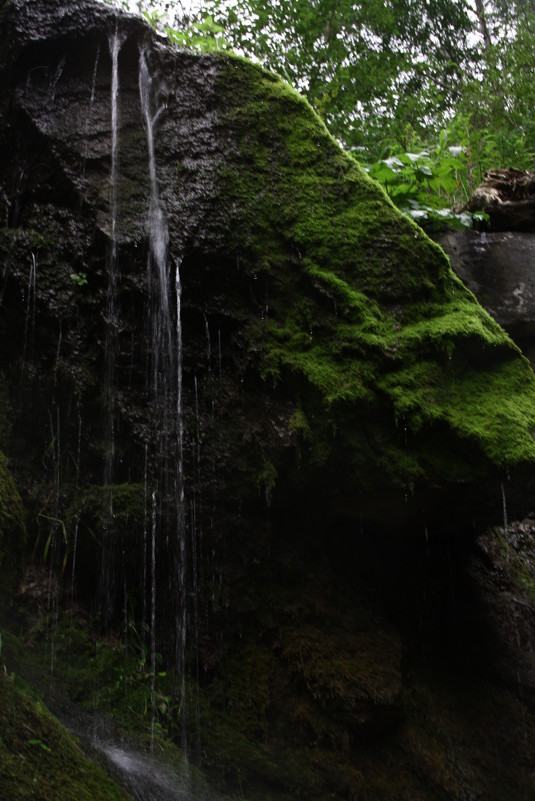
[100,21,125,628]
[21,251,37,375]
[104,22,123,491]
[138,44,188,753]
[31,21,199,798]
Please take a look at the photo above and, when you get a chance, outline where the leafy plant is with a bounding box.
[164,14,230,52]
[70,271,88,288]
[28,738,52,753]
[359,136,489,230]
[142,8,166,28]
[34,512,69,573]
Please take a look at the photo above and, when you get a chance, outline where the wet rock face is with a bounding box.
[1,0,227,249]
[436,230,535,361]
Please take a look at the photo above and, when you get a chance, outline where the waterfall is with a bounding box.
[501,481,508,540]
[21,251,37,382]
[104,23,123,490]
[100,21,125,627]
[139,47,172,392]
[80,46,100,188]
[142,442,149,655]
[109,29,121,272]
[150,488,157,753]
[175,262,187,684]
[138,46,188,745]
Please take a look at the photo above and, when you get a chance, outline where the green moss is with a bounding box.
[75,483,145,530]
[1,609,173,752]
[208,644,275,741]
[280,623,402,715]
[211,55,535,489]
[0,670,131,801]
[380,357,535,465]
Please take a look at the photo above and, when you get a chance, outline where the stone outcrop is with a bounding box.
[435,230,535,357]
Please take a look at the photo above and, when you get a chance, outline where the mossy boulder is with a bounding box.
[214,60,535,504]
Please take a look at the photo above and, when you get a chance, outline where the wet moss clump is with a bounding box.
[0,670,132,801]
[212,57,535,496]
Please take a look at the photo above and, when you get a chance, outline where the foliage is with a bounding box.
[119,0,535,233]
[159,0,474,154]
[69,271,88,287]
[164,13,230,52]
[359,137,489,230]
[131,0,535,194]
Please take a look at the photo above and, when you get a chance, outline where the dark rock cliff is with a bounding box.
[1,1,535,800]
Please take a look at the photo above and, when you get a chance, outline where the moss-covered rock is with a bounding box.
[0,670,132,801]
[214,59,535,499]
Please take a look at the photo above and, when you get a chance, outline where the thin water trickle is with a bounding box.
[70,408,83,603]
[21,251,37,375]
[123,570,128,653]
[142,443,149,654]
[139,46,171,365]
[51,323,62,409]
[71,520,79,602]
[150,489,157,753]
[109,28,121,266]
[100,23,125,628]
[205,317,212,369]
[176,262,188,748]
[217,328,222,385]
[48,55,66,103]
[44,323,63,681]
[176,262,184,503]
[501,481,508,540]
[194,376,199,436]
[104,24,124,490]
[81,46,101,184]
[139,46,188,695]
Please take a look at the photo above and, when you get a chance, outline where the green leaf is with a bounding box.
[28,738,52,753]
